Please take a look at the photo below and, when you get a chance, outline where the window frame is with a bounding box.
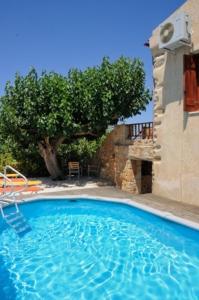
[184,54,199,112]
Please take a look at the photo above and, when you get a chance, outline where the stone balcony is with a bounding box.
[124,122,154,161]
[113,123,154,161]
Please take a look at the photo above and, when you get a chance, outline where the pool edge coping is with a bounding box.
[14,194,199,232]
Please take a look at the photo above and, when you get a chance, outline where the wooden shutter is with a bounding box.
[184,54,199,112]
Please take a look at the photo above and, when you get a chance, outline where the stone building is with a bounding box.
[100,0,199,207]
[150,0,199,206]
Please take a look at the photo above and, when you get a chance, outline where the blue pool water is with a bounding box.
[0,199,199,300]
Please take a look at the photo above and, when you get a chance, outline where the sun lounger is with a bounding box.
[0,186,43,193]
[0,173,19,178]
[0,179,42,186]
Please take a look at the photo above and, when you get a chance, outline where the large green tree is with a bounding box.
[0,57,151,179]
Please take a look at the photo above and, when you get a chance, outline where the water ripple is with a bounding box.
[0,200,199,300]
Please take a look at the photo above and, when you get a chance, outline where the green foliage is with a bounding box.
[10,142,48,177]
[0,152,17,173]
[58,136,105,171]
[0,136,46,176]
[0,69,72,146]
[0,142,18,173]
[68,56,151,134]
[0,56,151,177]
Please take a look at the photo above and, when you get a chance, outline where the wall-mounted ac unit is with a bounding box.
[158,12,191,51]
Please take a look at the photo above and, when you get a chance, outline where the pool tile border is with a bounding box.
[20,194,199,231]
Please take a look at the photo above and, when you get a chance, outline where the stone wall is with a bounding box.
[115,152,142,194]
[99,125,127,184]
[99,125,153,194]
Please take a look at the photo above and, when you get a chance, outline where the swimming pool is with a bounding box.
[0,198,199,300]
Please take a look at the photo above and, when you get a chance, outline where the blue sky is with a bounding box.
[0,0,185,123]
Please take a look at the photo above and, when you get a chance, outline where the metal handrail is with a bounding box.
[127,122,153,140]
[0,168,31,234]
[4,165,28,194]
[0,171,19,218]
[0,171,15,199]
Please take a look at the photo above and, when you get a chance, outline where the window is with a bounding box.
[184,54,199,112]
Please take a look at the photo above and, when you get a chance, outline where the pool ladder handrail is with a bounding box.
[0,167,31,236]
[0,171,18,218]
[0,166,28,218]
[4,165,28,194]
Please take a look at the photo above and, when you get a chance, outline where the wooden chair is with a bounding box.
[68,161,80,179]
[87,164,100,177]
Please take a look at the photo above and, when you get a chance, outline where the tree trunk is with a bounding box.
[38,137,64,180]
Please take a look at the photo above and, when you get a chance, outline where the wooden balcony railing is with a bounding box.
[127,122,153,140]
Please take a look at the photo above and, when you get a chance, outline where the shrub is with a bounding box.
[0,153,18,173]
[58,136,105,174]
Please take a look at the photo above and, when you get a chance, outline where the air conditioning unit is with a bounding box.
[158,12,191,50]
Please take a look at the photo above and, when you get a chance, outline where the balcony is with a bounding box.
[127,122,153,140]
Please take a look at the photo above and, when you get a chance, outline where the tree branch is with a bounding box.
[74,131,98,137]
[38,142,45,157]
[54,136,65,147]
